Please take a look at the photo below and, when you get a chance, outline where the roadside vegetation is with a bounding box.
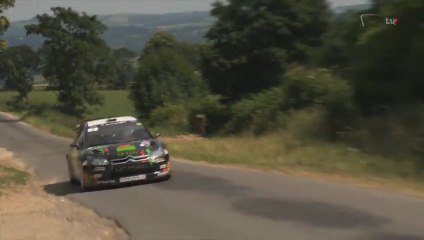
[165,133,424,190]
[0,164,28,189]
[0,90,136,137]
[0,0,423,188]
[0,150,28,192]
[0,148,129,239]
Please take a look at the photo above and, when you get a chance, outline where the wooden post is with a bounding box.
[195,114,207,136]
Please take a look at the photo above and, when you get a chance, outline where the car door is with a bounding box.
[69,127,84,180]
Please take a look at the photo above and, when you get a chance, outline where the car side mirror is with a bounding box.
[70,143,80,149]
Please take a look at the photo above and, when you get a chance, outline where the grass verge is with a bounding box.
[164,133,424,192]
[0,166,28,189]
[0,149,29,190]
[1,90,423,192]
[0,90,138,138]
[0,90,178,137]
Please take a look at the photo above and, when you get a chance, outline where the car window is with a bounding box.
[85,122,153,147]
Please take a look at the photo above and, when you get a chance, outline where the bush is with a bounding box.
[284,66,353,112]
[148,103,189,134]
[130,33,207,117]
[283,66,356,135]
[224,86,287,135]
[344,104,424,161]
[188,95,229,135]
[284,107,330,141]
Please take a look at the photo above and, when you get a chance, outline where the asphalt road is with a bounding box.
[1,113,424,240]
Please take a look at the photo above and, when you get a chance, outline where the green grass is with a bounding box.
[0,166,28,189]
[1,90,423,190]
[0,90,137,138]
[0,90,181,137]
[164,133,424,189]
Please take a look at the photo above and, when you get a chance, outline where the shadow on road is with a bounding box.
[43,181,81,196]
[0,118,20,123]
[43,178,168,196]
[232,197,390,229]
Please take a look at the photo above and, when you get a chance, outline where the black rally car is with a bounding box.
[66,116,172,191]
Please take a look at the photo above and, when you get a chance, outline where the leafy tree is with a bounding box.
[202,0,330,101]
[313,10,363,75]
[0,45,40,103]
[112,48,136,88]
[350,0,424,113]
[0,0,14,50]
[25,7,111,115]
[141,32,202,69]
[130,32,207,117]
[114,47,136,59]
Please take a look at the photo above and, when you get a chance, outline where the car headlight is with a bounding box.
[92,158,109,165]
[153,157,166,163]
[84,158,109,166]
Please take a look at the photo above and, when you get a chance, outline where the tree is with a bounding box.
[25,7,111,115]
[113,48,136,88]
[313,10,363,75]
[0,45,40,103]
[0,0,14,50]
[130,32,207,117]
[202,0,330,102]
[350,0,424,113]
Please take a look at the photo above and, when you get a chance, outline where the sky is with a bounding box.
[4,0,369,22]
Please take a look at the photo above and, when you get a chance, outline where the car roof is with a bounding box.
[86,116,138,127]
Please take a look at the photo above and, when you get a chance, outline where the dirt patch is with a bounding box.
[0,148,129,240]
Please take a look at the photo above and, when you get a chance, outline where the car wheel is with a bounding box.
[80,171,93,192]
[162,174,172,181]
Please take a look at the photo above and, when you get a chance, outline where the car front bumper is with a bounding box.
[82,161,172,187]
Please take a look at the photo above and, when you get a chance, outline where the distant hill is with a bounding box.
[333,3,371,15]
[3,11,214,54]
[3,5,372,54]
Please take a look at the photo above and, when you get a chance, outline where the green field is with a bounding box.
[0,90,423,191]
[0,90,137,137]
[164,133,424,190]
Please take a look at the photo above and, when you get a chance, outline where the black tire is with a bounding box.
[80,170,95,192]
[70,176,79,185]
[162,174,172,181]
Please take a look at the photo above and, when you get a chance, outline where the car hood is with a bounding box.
[83,139,162,160]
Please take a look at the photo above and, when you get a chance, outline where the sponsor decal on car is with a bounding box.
[87,127,99,133]
[97,180,116,184]
[139,147,152,157]
[119,174,146,183]
[117,144,136,152]
[114,163,147,172]
[95,147,109,155]
[117,144,138,157]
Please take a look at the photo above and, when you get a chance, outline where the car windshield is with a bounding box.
[85,122,153,147]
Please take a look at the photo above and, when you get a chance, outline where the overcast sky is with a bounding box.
[4,0,369,21]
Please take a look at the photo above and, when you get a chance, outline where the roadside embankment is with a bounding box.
[0,148,129,240]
